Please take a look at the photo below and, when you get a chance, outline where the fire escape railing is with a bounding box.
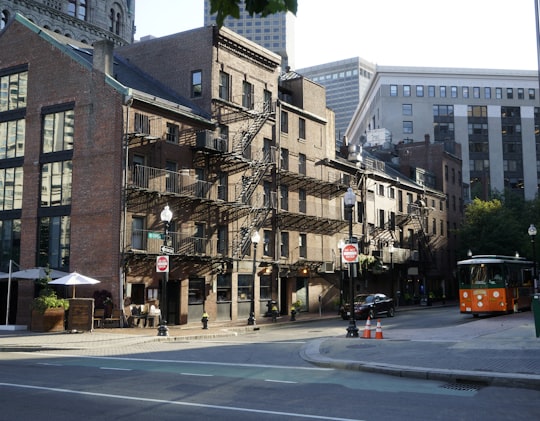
[230,101,274,156]
[231,191,276,260]
[128,165,217,200]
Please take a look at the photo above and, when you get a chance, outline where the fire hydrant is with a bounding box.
[201,312,209,329]
[290,306,297,321]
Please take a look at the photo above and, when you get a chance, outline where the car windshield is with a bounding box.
[354,294,374,304]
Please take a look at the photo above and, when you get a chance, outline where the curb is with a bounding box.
[300,338,540,391]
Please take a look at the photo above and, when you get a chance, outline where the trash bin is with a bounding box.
[532,294,540,338]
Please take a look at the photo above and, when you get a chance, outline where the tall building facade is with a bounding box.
[0,12,458,327]
[298,57,376,149]
[203,0,295,69]
[0,0,135,45]
[347,66,540,201]
[3,16,374,326]
[116,26,352,323]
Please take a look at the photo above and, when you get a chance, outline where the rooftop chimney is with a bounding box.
[93,39,114,76]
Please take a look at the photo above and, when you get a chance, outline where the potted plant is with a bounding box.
[30,284,69,332]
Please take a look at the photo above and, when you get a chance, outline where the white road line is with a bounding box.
[201,340,307,344]
[25,352,333,371]
[264,379,298,384]
[181,373,214,377]
[99,367,132,371]
[0,382,364,421]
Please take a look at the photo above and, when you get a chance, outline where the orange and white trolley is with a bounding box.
[457,255,534,316]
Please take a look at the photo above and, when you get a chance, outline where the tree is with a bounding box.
[458,194,540,260]
[458,198,521,257]
[210,0,298,27]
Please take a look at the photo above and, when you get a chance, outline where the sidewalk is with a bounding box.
[302,310,540,390]
[1,304,540,390]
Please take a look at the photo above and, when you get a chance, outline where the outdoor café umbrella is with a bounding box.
[48,272,101,298]
[0,267,70,280]
[0,266,71,325]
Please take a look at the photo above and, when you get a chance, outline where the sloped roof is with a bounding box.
[8,14,212,122]
[66,43,211,120]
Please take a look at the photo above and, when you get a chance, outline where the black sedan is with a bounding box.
[340,293,395,320]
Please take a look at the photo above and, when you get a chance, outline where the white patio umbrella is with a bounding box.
[0,265,70,325]
[0,267,70,280]
[49,272,101,298]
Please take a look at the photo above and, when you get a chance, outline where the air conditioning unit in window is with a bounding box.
[318,262,335,274]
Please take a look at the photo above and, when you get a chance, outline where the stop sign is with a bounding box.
[156,255,169,273]
[342,243,358,263]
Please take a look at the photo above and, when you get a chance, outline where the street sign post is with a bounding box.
[160,245,174,254]
[156,255,169,273]
[342,243,358,264]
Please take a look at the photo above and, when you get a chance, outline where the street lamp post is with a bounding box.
[389,242,394,304]
[529,224,537,292]
[157,205,173,337]
[338,239,345,310]
[248,230,260,325]
[344,187,359,338]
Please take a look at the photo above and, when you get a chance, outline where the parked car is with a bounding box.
[340,293,395,320]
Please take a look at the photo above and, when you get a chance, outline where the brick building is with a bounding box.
[117,27,353,323]
[1,15,454,327]
[0,15,212,325]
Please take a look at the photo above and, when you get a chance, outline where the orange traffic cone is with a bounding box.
[363,317,372,339]
[375,319,384,340]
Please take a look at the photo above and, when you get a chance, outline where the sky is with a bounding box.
[135,0,539,71]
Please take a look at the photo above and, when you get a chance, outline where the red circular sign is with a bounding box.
[342,244,358,263]
[156,255,169,272]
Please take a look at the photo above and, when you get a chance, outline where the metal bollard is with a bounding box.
[201,312,209,329]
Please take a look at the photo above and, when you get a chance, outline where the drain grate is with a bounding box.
[440,381,485,392]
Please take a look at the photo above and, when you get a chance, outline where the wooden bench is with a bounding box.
[103,309,122,328]
[93,308,105,329]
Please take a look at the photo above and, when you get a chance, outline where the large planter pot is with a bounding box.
[31,308,65,332]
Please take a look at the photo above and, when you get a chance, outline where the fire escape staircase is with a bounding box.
[402,203,434,264]
[223,102,275,260]
[230,102,274,157]
[231,148,275,260]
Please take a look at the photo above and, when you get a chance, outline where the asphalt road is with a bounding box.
[1,307,539,420]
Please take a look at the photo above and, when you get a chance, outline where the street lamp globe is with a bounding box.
[344,187,356,208]
[161,205,173,223]
[251,230,260,245]
[528,224,537,238]
[338,239,346,250]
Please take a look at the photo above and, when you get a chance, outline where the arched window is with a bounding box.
[1,10,9,30]
[109,8,114,31]
[68,0,87,20]
[109,5,122,35]
[115,12,120,34]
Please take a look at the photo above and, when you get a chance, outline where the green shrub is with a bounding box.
[32,289,69,314]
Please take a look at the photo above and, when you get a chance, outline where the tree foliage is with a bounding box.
[458,194,540,260]
[210,0,298,27]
